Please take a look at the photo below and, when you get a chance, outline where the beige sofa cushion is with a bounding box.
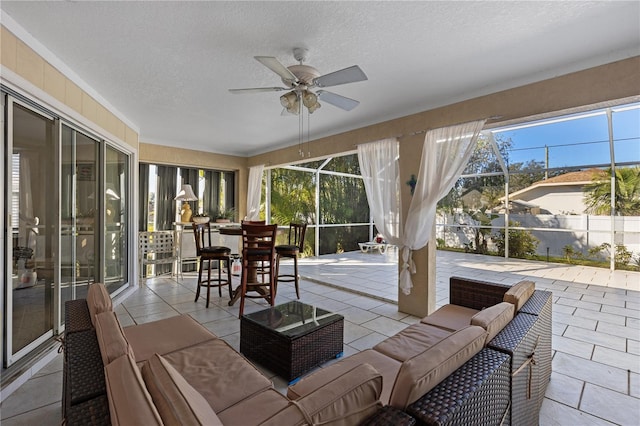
[295,363,382,426]
[217,388,291,426]
[421,304,479,332]
[142,353,222,426]
[256,401,307,426]
[471,301,515,344]
[504,280,535,311]
[374,323,451,362]
[104,354,163,426]
[288,349,401,406]
[162,338,273,413]
[87,283,112,327]
[124,314,217,362]
[94,311,134,366]
[389,325,487,409]
[262,363,382,426]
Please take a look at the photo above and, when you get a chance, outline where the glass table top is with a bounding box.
[242,301,343,339]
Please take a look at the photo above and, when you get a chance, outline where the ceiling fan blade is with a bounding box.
[313,65,368,88]
[228,87,288,94]
[254,56,298,83]
[317,90,360,111]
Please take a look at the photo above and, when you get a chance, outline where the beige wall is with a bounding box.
[1,25,139,147]
[139,143,248,219]
[249,56,640,317]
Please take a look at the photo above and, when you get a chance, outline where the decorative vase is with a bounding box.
[180,203,193,223]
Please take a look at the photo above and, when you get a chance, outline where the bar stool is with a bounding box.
[193,222,232,308]
[274,222,307,299]
[239,223,277,317]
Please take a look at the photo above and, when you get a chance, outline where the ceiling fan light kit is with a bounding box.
[280,91,298,111]
[229,48,368,115]
[302,91,320,113]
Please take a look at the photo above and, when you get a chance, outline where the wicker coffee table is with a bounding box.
[240,301,344,383]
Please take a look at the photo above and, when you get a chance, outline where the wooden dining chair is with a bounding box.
[192,222,232,308]
[241,219,268,280]
[238,223,278,317]
[274,222,307,299]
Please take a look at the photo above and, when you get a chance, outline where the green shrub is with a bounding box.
[613,244,633,267]
[563,244,575,262]
[587,244,606,260]
[563,245,584,264]
[493,221,539,258]
[589,242,633,267]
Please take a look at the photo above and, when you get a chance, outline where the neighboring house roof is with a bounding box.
[507,168,606,200]
[536,168,607,185]
[511,199,540,208]
[461,187,482,197]
[493,199,547,214]
[460,187,481,200]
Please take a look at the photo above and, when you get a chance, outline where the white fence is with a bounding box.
[436,212,640,259]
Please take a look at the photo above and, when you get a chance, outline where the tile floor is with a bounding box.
[1,251,639,425]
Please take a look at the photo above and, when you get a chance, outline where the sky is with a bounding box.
[493,102,640,170]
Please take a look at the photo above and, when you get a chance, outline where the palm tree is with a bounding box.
[584,167,640,215]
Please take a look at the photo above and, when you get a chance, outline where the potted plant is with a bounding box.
[192,212,210,224]
[214,207,235,223]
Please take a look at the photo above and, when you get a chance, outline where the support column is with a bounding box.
[397,134,436,318]
[398,238,436,318]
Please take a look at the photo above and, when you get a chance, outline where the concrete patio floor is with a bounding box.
[293,248,640,303]
[2,250,639,425]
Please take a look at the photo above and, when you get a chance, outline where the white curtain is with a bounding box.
[357,138,402,246]
[400,119,486,294]
[246,165,264,221]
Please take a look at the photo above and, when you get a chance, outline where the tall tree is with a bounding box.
[270,168,315,224]
[318,156,370,253]
[269,155,370,255]
[439,135,512,212]
[584,167,640,215]
[464,134,511,176]
[508,160,546,193]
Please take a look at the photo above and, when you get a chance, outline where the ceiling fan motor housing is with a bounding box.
[284,65,321,87]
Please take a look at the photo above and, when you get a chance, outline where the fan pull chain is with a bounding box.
[298,94,304,157]
[306,107,311,157]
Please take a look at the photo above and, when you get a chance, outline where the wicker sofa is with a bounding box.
[61,283,394,426]
[62,277,551,425]
[288,277,552,425]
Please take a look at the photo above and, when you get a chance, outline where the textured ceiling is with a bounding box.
[2,1,639,156]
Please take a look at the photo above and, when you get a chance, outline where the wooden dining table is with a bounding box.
[219,226,246,305]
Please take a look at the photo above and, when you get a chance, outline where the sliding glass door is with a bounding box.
[104,145,129,294]
[5,99,57,364]
[60,124,100,315]
[59,128,130,322]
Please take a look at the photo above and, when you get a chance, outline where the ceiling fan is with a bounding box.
[229,48,368,115]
